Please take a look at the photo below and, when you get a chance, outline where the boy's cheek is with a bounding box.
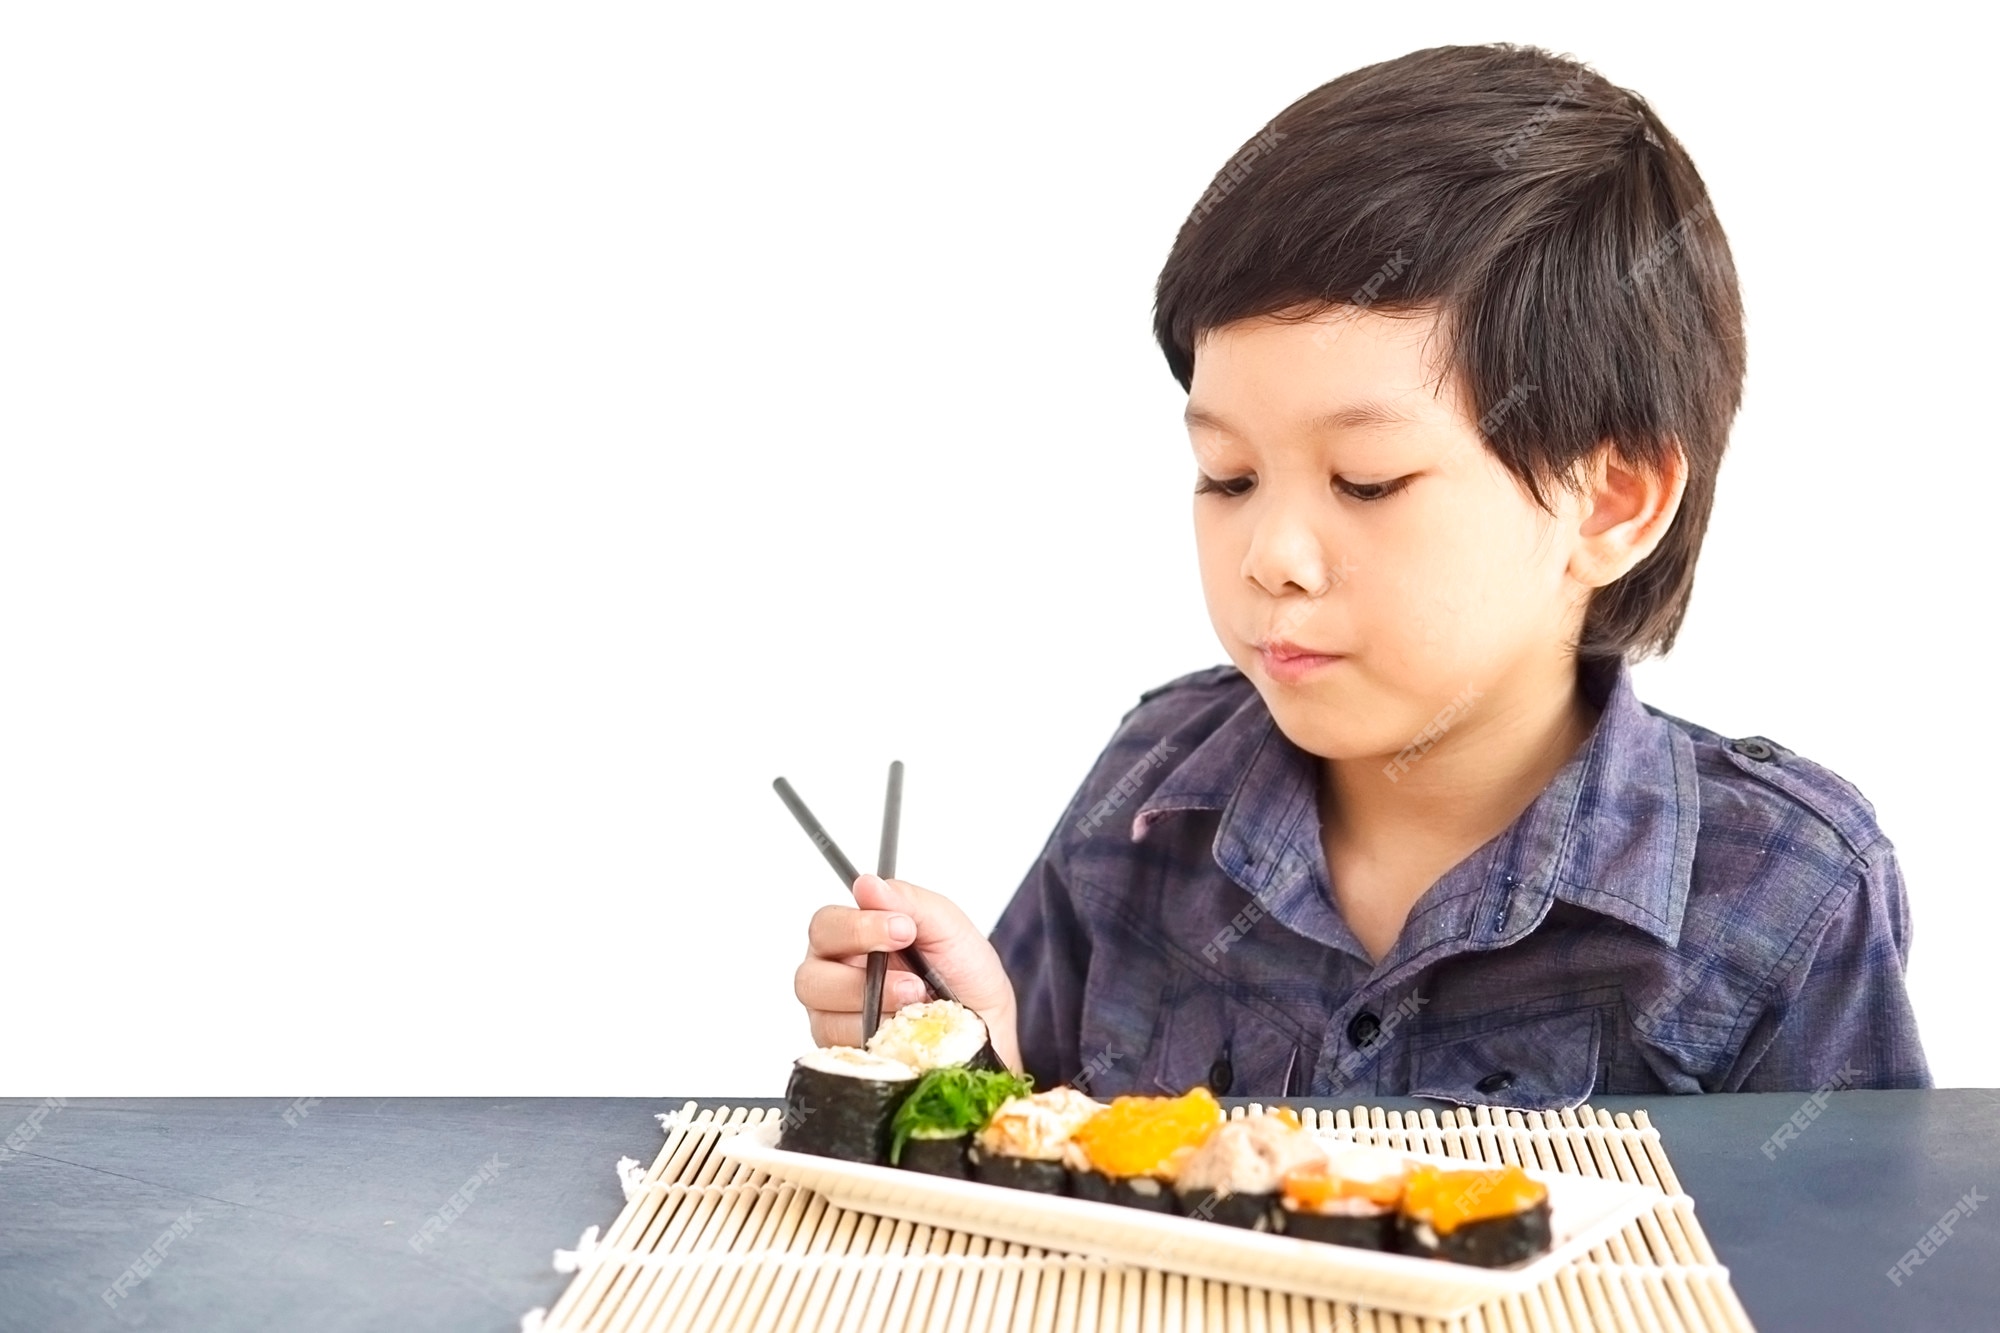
[1378,574,1554,690]
[1261,679,1417,762]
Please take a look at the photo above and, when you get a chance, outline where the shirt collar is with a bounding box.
[1129,656,1699,949]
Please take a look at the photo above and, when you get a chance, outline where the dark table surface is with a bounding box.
[1,1091,1994,1331]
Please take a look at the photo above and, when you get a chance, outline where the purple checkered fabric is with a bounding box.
[991,656,1929,1106]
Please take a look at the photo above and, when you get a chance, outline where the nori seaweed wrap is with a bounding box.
[888,1065,1033,1173]
[1280,1198,1398,1249]
[965,1041,1009,1073]
[967,1087,1103,1196]
[1177,1187,1276,1230]
[1110,1174,1179,1213]
[1396,1163,1553,1267]
[1172,1110,1322,1232]
[778,1046,919,1164]
[1278,1143,1408,1250]
[897,1129,972,1179]
[1064,1167,1176,1211]
[966,1148,1067,1194]
[1066,1165,1118,1205]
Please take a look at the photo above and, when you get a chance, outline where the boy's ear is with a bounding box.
[1568,440,1689,589]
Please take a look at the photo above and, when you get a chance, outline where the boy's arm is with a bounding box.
[1723,834,1931,1091]
[990,843,1092,1092]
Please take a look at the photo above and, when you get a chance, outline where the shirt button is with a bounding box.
[1731,737,1776,761]
[1207,1056,1234,1095]
[1476,1069,1515,1094]
[1347,1011,1382,1048]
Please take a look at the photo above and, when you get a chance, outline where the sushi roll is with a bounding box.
[1068,1087,1223,1214]
[1278,1143,1410,1250]
[1396,1163,1553,1267]
[887,1065,1034,1178]
[866,999,1004,1074]
[1174,1108,1325,1231]
[778,1046,919,1164]
[967,1087,1104,1194]
[896,1130,973,1179]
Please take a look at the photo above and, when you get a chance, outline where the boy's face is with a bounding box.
[1185,306,1592,764]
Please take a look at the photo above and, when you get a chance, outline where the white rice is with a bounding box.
[864,999,989,1072]
[795,1045,918,1081]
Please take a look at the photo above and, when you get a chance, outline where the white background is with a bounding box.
[2,3,1992,1095]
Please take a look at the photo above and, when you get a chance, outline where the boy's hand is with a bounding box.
[795,873,1021,1072]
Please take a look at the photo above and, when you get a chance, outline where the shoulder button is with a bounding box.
[1731,737,1777,762]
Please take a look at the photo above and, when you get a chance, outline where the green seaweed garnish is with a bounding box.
[888,1066,1033,1165]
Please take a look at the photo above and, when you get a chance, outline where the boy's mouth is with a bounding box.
[1258,637,1343,659]
[1256,639,1348,683]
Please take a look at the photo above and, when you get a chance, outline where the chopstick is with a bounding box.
[862,760,903,1040]
[771,774,961,1006]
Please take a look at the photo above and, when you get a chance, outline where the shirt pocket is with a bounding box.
[1407,1008,1602,1111]
[1143,973,1319,1098]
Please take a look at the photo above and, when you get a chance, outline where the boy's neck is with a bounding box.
[1318,656,1603,860]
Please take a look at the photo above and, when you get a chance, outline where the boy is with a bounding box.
[794,44,1928,1105]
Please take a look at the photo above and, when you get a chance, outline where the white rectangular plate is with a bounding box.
[717,1122,1666,1319]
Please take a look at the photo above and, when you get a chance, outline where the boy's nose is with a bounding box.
[1242,508,1337,599]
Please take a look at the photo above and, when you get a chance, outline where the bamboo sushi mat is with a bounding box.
[522,1101,1757,1333]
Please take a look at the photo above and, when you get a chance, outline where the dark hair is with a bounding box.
[1153,43,1745,663]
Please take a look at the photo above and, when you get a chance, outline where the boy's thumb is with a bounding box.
[851,872,912,916]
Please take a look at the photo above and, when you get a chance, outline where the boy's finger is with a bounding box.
[827,954,920,978]
[793,957,862,1012]
[851,874,972,940]
[853,872,924,918]
[807,903,917,959]
[795,958,928,1013]
[808,1010,865,1050]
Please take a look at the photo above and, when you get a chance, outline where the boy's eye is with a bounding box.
[1195,472,1415,502]
[1334,475,1415,502]
[1194,472,1255,497]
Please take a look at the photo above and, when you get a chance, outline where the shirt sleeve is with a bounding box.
[990,833,1092,1092]
[1724,834,1931,1091]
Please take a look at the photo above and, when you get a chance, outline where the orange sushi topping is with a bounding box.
[1401,1164,1548,1234]
[1072,1088,1222,1178]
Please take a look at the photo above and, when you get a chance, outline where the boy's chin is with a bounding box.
[1258,690,1394,764]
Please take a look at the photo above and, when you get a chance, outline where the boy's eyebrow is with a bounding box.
[1183,399,1421,436]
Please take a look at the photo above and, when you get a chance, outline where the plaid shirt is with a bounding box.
[990,656,1930,1106]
